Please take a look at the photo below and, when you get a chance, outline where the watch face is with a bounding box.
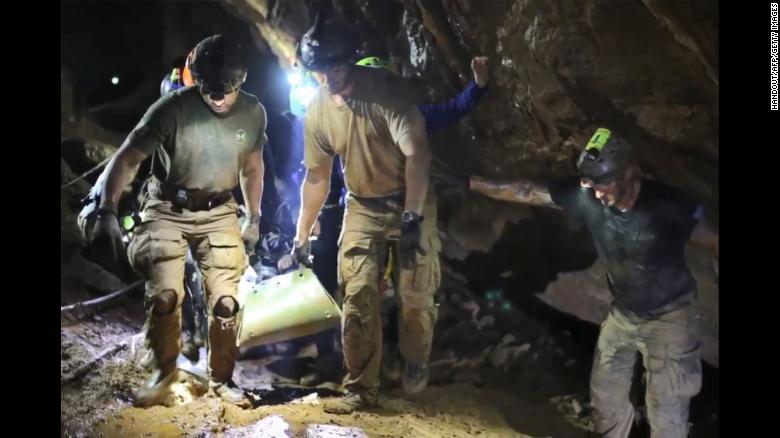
[402,211,419,222]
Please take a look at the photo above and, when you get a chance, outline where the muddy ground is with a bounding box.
[61,265,717,438]
[62,279,596,437]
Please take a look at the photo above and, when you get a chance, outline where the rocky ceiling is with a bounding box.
[224,0,718,219]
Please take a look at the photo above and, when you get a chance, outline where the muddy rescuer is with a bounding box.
[89,34,266,408]
[291,16,441,414]
[457,128,718,438]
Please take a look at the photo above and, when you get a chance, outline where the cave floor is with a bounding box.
[61,277,716,438]
[62,295,593,437]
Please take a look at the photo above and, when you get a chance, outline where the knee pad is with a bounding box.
[152,289,178,315]
[213,296,239,319]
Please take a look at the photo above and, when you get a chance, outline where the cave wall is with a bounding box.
[222,0,719,365]
[224,0,718,217]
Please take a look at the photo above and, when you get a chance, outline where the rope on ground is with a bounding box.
[61,279,145,315]
[60,156,111,190]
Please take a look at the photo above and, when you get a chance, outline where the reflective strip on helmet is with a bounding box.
[356,56,382,66]
[586,128,612,152]
[356,56,395,73]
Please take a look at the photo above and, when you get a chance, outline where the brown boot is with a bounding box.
[134,305,182,407]
[208,312,249,407]
[134,365,178,407]
[208,313,240,381]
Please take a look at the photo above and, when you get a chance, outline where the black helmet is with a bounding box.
[190,35,247,100]
[297,14,358,71]
[576,128,636,184]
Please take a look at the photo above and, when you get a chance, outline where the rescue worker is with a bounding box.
[346,54,491,384]
[291,16,439,414]
[456,128,719,438]
[159,64,210,363]
[165,52,297,359]
[90,35,267,408]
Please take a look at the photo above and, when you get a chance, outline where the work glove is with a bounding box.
[241,214,261,254]
[291,239,313,268]
[90,207,125,267]
[399,213,425,270]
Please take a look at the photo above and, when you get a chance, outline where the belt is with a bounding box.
[348,192,405,211]
[158,187,233,212]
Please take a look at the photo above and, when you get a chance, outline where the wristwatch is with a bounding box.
[401,211,423,223]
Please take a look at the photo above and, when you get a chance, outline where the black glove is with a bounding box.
[90,207,125,267]
[432,171,470,197]
[399,213,425,270]
[291,239,313,268]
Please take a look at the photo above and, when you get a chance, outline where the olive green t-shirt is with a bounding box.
[126,86,267,196]
[303,66,423,198]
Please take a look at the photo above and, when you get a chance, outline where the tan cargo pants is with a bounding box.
[127,198,247,383]
[590,303,703,438]
[337,191,441,400]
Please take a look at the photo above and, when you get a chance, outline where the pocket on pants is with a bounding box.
[207,232,246,269]
[647,340,702,397]
[128,228,183,275]
[339,237,373,285]
[127,230,149,275]
[150,229,184,262]
[667,341,703,397]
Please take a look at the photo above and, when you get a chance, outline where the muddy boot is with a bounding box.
[323,391,376,415]
[402,361,429,395]
[209,379,251,408]
[134,306,181,407]
[134,365,178,407]
[381,344,403,383]
[208,301,247,407]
